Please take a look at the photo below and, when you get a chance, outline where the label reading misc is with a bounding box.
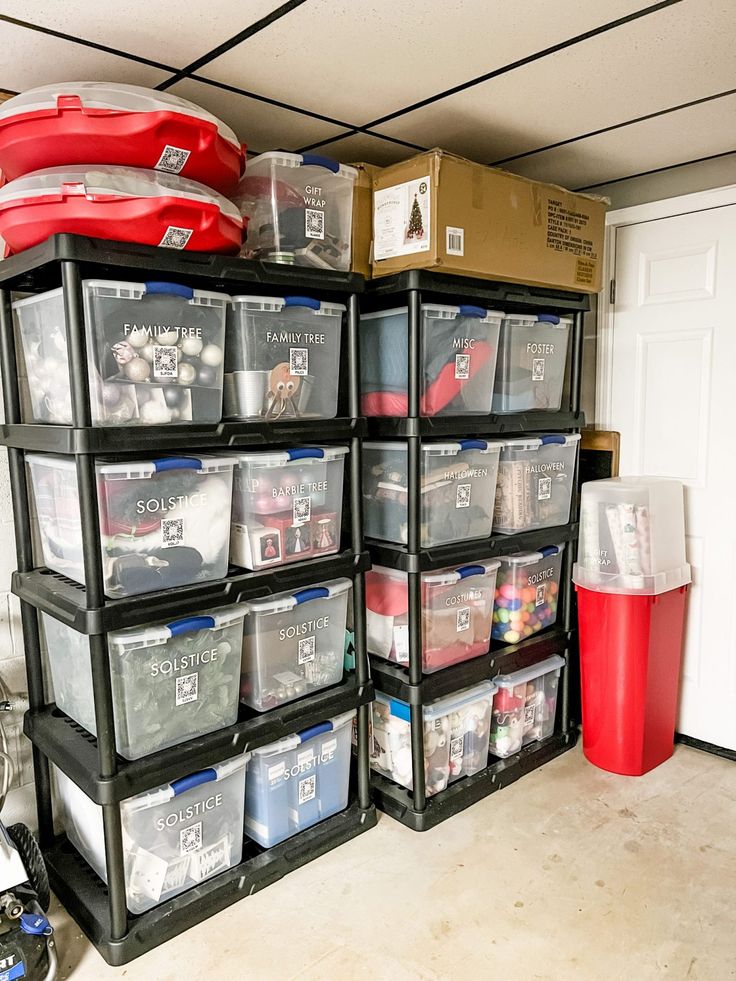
[456,606,471,633]
[393,624,409,663]
[373,176,431,260]
[456,483,471,509]
[446,225,464,256]
[538,477,552,501]
[454,353,470,380]
[155,145,192,174]
[532,358,545,381]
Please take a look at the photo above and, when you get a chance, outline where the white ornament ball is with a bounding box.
[127,331,148,349]
[200,343,223,367]
[156,330,179,346]
[180,336,203,357]
[124,357,151,382]
[177,362,197,385]
[139,400,171,424]
[141,344,156,363]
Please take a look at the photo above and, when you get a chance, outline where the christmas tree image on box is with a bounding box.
[406,193,424,240]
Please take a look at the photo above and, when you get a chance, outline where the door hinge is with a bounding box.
[609,279,616,305]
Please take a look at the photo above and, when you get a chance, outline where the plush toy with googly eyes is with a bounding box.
[265,362,301,419]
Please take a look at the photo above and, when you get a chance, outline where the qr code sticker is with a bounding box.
[153,344,178,379]
[532,358,546,381]
[289,347,309,376]
[456,606,471,633]
[162,517,184,548]
[524,705,536,727]
[536,584,547,607]
[176,671,198,706]
[298,775,316,805]
[159,226,193,250]
[298,635,316,664]
[456,483,471,509]
[450,735,464,762]
[538,477,552,501]
[179,821,202,856]
[293,496,311,525]
[155,144,191,174]
[305,209,325,240]
[454,353,470,380]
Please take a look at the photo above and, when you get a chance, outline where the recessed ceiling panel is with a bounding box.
[311,132,415,166]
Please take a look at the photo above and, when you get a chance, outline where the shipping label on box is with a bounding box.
[374,176,431,260]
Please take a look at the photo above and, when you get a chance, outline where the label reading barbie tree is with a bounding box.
[374,176,430,260]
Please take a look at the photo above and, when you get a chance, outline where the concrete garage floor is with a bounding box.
[52,743,735,981]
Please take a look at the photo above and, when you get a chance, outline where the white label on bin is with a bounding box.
[538,477,552,501]
[532,358,546,381]
[162,517,184,548]
[297,748,314,769]
[373,176,430,260]
[179,821,203,856]
[159,226,193,250]
[268,761,286,783]
[289,347,309,376]
[305,209,325,240]
[321,737,337,757]
[524,705,536,727]
[454,353,470,380]
[155,144,191,174]
[298,635,316,664]
[446,226,465,256]
[456,483,471,509]
[450,735,464,762]
[153,344,178,379]
[175,671,199,706]
[298,774,316,804]
[456,607,471,633]
[293,496,311,526]
[393,625,409,663]
[189,835,231,882]
[535,584,547,607]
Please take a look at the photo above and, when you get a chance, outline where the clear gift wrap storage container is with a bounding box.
[240,579,350,712]
[489,655,565,757]
[494,434,580,534]
[235,152,357,270]
[492,545,565,644]
[366,560,500,673]
[492,313,572,413]
[360,305,503,416]
[43,607,245,760]
[14,279,228,426]
[224,295,343,420]
[26,453,236,598]
[230,446,347,571]
[244,710,354,847]
[363,440,502,547]
[54,755,248,914]
[370,682,495,796]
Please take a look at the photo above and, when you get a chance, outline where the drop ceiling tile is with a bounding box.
[201,0,650,126]
[375,0,735,163]
[311,132,416,166]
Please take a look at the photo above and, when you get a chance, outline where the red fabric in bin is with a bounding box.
[365,570,408,617]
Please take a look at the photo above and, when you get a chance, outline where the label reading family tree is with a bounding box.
[373,176,431,260]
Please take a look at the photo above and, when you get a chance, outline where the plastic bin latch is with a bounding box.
[537,314,561,324]
[56,94,83,111]
[300,153,340,173]
[457,564,486,579]
[297,721,334,742]
[458,439,488,451]
[166,616,216,636]
[284,296,320,310]
[144,281,195,300]
[539,546,560,557]
[153,457,203,472]
[59,182,86,197]
[540,435,567,445]
[293,587,330,605]
[286,448,325,461]
[458,305,487,318]
[171,768,218,796]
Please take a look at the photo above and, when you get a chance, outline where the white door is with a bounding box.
[607,202,736,750]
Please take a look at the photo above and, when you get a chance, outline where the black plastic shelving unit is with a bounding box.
[0,235,376,965]
[362,270,588,830]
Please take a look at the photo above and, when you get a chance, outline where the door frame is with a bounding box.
[596,184,736,426]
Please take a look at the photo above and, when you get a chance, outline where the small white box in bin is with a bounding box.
[26,453,236,598]
[235,152,357,271]
[240,579,350,712]
[43,606,245,760]
[230,445,347,571]
[492,545,565,644]
[362,439,502,548]
[244,710,355,848]
[493,434,580,534]
[490,655,565,758]
[224,295,344,420]
[492,313,572,413]
[54,754,248,914]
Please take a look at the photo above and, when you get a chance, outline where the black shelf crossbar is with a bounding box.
[367,410,584,438]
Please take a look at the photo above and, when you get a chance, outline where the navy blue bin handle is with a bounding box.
[284,296,320,310]
[457,564,486,579]
[300,153,340,173]
[286,447,325,461]
[539,546,560,557]
[153,457,203,472]
[458,305,487,318]
[166,616,216,636]
[297,721,334,742]
[537,313,561,324]
[144,281,194,300]
[459,439,488,451]
[540,435,567,445]
[293,587,330,605]
[171,768,217,796]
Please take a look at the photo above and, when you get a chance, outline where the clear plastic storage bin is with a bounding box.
[14,280,229,426]
[43,607,245,759]
[370,682,495,796]
[494,434,580,534]
[360,305,503,416]
[492,544,565,643]
[492,313,572,413]
[26,453,235,598]
[490,655,565,757]
[366,560,500,673]
[244,710,354,847]
[224,295,343,420]
[240,579,350,712]
[54,755,248,914]
[230,446,347,570]
[363,440,502,547]
[235,152,357,270]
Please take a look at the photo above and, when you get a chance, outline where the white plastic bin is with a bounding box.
[363,439,502,547]
[492,313,572,412]
[224,295,343,419]
[492,544,565,644]
[14,279,229,426]
[26,453,236,597]
[366,560,500,673]
[54,755,248,914]
[494,434,580,534]
[244,710,354,847]
[241,579,350,712]
[360,305,503,416]
[370,682,495,796]
[43,607,245,759]
[490,655,565,757]
[230,446,347,570]
[236,152,357,270]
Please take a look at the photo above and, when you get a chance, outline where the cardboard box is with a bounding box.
[350,161,382,278]
[372,149,606,292]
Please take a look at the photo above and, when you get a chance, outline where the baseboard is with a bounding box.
[675,733,736,763]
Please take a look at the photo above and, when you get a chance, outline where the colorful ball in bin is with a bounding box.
[493,574,559,643]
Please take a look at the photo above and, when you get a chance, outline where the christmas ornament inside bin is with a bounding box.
[492,544,565,644]
[53,754,248,915]
[369,683,496,796]
[244,710,355,848]
[492,313,572,413]
[490,654,565,758]
[234,152,357,271]
[13,279,229,427]
[42,606,245,760]
[230,446,347,571]
[362,439,502,547]
[360,304,503,417]
[493,434,580,535]
[240,579,350,712]
[224,295,344,420]
[0,165,244,256]
[366,560,500,673]
[25,453,236,598]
